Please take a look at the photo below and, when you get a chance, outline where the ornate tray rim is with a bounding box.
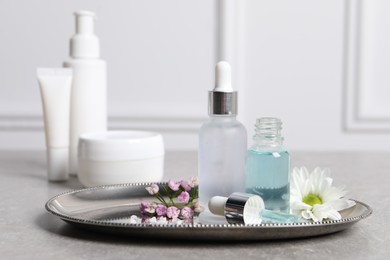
[45,182,373,240]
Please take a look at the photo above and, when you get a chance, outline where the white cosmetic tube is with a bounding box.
[37,68,72,181]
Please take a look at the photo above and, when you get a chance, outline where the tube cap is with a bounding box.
[209,192,264,225]
[47,148,69,181]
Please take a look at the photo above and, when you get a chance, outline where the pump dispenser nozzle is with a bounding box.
[70,11,100,58]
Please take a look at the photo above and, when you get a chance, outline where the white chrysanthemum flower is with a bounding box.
[290,167,356,222]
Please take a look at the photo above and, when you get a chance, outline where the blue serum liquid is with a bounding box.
[245,150,290,213]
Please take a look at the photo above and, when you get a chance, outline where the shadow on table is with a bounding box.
[35,212,351,247]
[48,175,84,190]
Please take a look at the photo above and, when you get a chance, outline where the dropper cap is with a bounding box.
[70,11,100,58]
[208,61,238,115]
[209,192,264,225]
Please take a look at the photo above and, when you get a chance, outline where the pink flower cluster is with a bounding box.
[139,177,200,223]
[140,202,194,220]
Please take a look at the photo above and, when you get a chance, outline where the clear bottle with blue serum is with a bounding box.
[245,117,290,213]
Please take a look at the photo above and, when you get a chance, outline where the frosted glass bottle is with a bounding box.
[198,61,247,208]
[245,118,290,213]
[199,116,247,207]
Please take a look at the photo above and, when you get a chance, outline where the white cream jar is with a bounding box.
[78,131,164,187]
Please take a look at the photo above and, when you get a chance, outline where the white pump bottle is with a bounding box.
[198,61,247,210]
[64,11,107,175]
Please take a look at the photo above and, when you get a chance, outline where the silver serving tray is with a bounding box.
[45,182,372,241]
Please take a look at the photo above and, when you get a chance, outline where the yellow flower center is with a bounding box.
[303,193,323,206]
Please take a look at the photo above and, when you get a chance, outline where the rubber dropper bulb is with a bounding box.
[214,61,233,92]
[208,196,228,216]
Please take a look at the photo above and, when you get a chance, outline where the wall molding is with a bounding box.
[343,0,390,132]
[0,114,204,133]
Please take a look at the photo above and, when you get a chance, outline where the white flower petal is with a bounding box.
[322,186,348,203]
[325,177,333,186]
[301,210,310,219]
[346,199,357,208]
[322,168,331,176]
[326,209,342,220]
[291,201,311,210]
[328,198,356,211]
[302,167,310,176]
[302,180,312,197]
[311,204,327,221]
[301,210,317,221]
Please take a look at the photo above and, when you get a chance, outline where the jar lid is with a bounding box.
[78,130,164,161]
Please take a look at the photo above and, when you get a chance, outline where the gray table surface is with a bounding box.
[0,150,388,259]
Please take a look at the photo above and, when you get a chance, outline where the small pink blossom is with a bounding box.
[168,179,180,191]
[180,206,194,219]
[177,191,190,203]
[188,176,198,187]
[192,200,203,213]
[180,180,191,191]
[145,184,159,195]
[140,201,149,214]
[166,206,180,219]
[155,204,167,217]
[181,218,193,225]
[144,202,157,214]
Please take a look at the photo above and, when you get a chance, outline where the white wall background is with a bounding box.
[1,0,390,151]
